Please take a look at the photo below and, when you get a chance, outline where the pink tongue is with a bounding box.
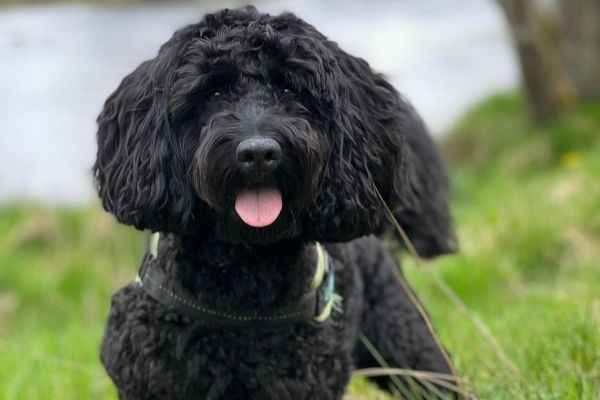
[235,188,283,227]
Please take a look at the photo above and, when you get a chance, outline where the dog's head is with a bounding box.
[94,6,455,257]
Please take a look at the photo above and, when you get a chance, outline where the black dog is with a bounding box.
[95,6,458,399]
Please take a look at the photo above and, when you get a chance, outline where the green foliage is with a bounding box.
[407,93,600,398]
[0,206,142,399]
[0,93,598,398]
[442,93,600,173]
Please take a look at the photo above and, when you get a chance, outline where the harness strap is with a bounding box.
[136,237,340,328]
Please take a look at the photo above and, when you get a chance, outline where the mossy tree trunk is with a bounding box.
[558,0,600,99]
[497,0,574,124]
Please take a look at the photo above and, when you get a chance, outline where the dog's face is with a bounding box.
[181,38,326,244]
[94,6,455,256]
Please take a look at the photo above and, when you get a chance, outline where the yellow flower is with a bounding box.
[561,151,581,170]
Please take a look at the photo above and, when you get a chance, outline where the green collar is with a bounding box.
[135,233,342,328]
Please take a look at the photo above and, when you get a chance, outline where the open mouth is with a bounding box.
[234,187,283,228]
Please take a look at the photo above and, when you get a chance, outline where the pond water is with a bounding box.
[0,0,518,204]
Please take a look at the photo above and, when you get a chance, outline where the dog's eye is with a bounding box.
[209,91,222,102]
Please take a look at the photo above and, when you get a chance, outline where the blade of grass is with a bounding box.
[353,368,469,396]
[374,185,518,377]
[358,333,450,399]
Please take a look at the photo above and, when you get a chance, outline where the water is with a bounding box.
[0,0,518,204]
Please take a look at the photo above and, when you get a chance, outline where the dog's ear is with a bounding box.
[94,28,201,233]
[387,102,457,257]
[310,46,456,257]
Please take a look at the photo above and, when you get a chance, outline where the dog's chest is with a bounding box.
[101,258,362,399]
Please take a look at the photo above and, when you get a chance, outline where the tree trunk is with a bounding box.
[559,0,600,98]
[497,0,573,123]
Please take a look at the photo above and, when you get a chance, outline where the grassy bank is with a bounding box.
[417,94,600,398]
[0,94,598,399]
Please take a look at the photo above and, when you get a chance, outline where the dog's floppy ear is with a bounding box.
[94,27,200,233]
[313,46,456,257]
[387,101,457,257]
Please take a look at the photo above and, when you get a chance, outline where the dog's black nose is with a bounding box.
[236,138,281,173]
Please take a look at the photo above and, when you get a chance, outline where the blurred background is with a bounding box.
[0,0,517,204]
[0,0,598,399]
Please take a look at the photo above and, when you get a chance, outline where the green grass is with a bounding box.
[0,206,143,399]
[413,94,600,399]
[0,93,598,399]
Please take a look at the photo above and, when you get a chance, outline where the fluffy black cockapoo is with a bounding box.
[95,6,458,399]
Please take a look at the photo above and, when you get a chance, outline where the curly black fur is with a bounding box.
[95,6,458,399]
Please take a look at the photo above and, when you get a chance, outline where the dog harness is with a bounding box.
[134,233,342,328]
